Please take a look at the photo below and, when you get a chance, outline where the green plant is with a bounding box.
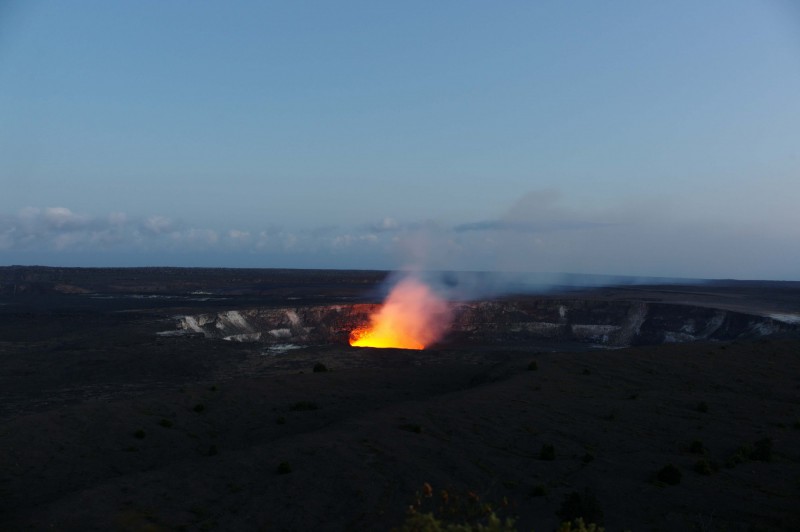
[751,437,773,462]
[527,361,538,371]
[396,484,516,532]
[289,401,319,411]
[726,445,752,467]
[696,401,709,413]
[276,416,287,425]
[400,423,424,434]
[394,511,516,532]
[207,445,218,456]
[656,464,682,485]
[689,440,706,454]
[158,418,173,428]
[530,485,547,497]
[313,362,328,373]
[539,444,556,461]
[726,437,773,467]
[557,489,604,525]
[133,429,146,439]
[277,461,292,474]
[557,518,605,532]
[581,452,595,464]
[693,458,716,475]
[193,403,205,413]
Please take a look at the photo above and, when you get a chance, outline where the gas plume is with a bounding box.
[349,276,452,350]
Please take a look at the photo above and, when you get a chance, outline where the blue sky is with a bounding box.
[1,1,799,279]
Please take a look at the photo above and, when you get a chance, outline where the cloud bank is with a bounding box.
[1,192,798,281]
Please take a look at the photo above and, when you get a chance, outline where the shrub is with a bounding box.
[158,418,173,428]
[400,423,424,434]
[557,518,605,532]
[656,464,681,485]
[530,485,548,497]
[289,401,319,411]
[207,444,218,457]
[696,401,709,413]
[693,459,716,475]
[277,461,292,474]
[395,484,517,532]
[276,416,287,425]
[688,440,706,455]
[539,444,556,461]
[394,511,516,532]
[557,489,604,526]
[726,437,773,467]
[313,362,328,373]
[726,445,752,467]
[527,361,538,371]
[581,453,595,464]
[133,429,146,439]
[751,437,773,461]
[193,403,205,413]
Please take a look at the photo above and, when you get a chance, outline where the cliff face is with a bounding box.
[166,299,798,347]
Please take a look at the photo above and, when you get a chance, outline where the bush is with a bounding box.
[394,511,516,532]
[557,519,605,532]
[530,485,548,497]
[693,459,716,475]
[133,429,146,439]
[289,401,319,411]
[688,440,706,455]
[277,461,292,474]
[193,403,205,413]
[726,437,773,467]
[696,401,709,413]
[539,444,556,461]
[751,437,773,462]
[527,361,538,371]
[158,418,173,428]
[557,489,604,525]
[313,362,328,373]
[656,464,681,485]
[398,484,516,531]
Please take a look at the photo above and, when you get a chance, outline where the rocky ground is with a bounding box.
[0,267,799,531]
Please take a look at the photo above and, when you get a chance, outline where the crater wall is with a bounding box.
[164,300,799,348]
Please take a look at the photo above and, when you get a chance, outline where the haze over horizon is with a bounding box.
[2,1,799,280]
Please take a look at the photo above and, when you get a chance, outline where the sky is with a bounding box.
[1,1,799,280]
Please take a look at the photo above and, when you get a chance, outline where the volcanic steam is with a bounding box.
[349,276,452,350]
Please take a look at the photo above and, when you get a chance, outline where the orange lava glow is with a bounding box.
[349,277,452,350]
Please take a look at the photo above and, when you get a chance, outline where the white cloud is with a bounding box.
[142,215,174,235]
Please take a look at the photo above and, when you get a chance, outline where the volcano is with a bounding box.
[1,266,799,531]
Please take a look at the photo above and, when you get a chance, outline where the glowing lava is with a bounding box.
[349,277,452,350]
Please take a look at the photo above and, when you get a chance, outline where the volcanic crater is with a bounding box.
[1,267,799,531]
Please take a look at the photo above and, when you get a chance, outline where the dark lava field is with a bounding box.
[1,266,799,531]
